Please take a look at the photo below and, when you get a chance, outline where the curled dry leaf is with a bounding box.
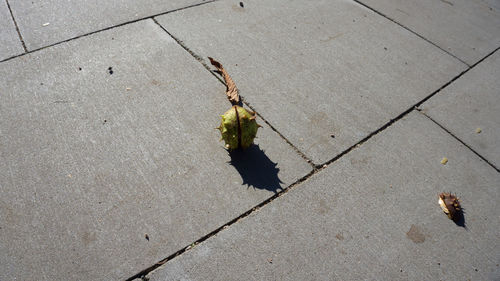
[208,57,240,104]
[210,57,260,149]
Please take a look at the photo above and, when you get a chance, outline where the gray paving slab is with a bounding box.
[7,0,207,51]
[357,0,500,65]
[0,19,311,281]
[148,111,500,281]
[420,50,500,169]
[0,0,24,60]
[155,0,467,165]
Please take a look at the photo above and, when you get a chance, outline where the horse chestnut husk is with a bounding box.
[217,105,261,150]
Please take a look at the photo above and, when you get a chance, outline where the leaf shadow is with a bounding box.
[227,144,283,193]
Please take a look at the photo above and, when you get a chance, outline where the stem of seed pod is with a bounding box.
[234,106,242,149]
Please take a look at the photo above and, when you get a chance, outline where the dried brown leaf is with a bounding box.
[438,192,462,221]
[208,57,240,104]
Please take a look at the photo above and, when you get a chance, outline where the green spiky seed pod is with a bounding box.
[217,105,261,150]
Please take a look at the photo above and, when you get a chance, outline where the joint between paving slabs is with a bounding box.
[126,168,316,281]
[126,104,456,280]
[153,8,499,171]
[416,109,499,173]
[154,16,500,172]
[2,3,497,278]
[317,46,500,169]
[128,84,468,279]
[151,18,222,83]
[351,0,470,67]
[0,0,218,63]
[243,101,316,167]
[152,19,316,168]
[125,63,473,279]
[5,0,28,52]
[126,45,499,280]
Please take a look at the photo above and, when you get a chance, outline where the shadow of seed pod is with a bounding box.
[227,145,283,192]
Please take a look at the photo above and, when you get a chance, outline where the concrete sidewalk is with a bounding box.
[0,0,499,280]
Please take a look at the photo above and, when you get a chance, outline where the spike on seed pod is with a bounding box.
[438,192,462,221]
[217,105,260,150]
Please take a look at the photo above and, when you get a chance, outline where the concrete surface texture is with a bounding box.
[0,0,24,60]
[147,112,500,281]
[357,0,500,65]
[155,0,467,165]
[7,0,206,51]
[420,50,500,169]
[0,0,499,280]
[0,19,311,280]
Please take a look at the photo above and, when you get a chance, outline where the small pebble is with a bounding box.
[476,128,481,134]
[42,22,50,26]
[441,157,448,165]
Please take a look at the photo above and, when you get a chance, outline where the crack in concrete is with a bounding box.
[125,168,316,281]
[5,0,27,52]
[0,0,497,278]
[318,46,498,171]
[0,0,218,63]
[352,0,470,67]
[151,18,223,83]
[126,36,499,281]
[418,110,499,173]
[152,18,316,167]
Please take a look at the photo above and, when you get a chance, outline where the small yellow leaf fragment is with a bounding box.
[441,157,448,165]
[476,128,481,134]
